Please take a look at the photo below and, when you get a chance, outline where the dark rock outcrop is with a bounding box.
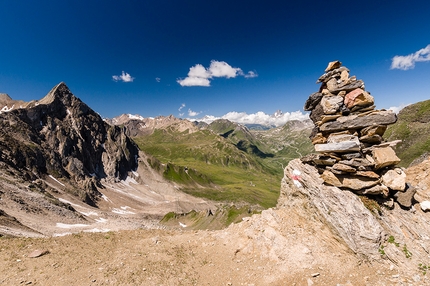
[0,82,139,205]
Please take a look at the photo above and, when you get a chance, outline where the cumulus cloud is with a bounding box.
[391,44,430,70]
[177,60,257,87]
[189,110,309,127]
[112,71,135,82]
[188,108,201,117]
[156,77,161,82]
[178,103,186,111]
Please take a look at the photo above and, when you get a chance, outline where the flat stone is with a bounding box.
[314,139,360,153]
[321,170,380,190]
[28,249,49,258]
[372,147,401,169]
[330,80,365,94]
[344,88,374,109]
[341,153,362,160]
[381,168,406,191]
[350,104,376,113]
[321,95,344,115]
[332,163,356,173]
[301,153,338,166]
[339,158,374,168]
[362,140,402,153]
[355,171,380,179]
[355,184,389,197]
[325,60,342,72]
[320,110,397,133]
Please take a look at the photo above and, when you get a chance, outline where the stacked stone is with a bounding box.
[302,61,414,208]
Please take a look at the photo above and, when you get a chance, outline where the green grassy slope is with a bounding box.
[385,99,430,167]
[134,127,280,209]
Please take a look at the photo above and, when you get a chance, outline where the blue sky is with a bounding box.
[1,0,429,125]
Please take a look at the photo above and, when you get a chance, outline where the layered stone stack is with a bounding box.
[302,61,415,208]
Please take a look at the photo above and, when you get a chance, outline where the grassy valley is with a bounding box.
[131,118,313,210]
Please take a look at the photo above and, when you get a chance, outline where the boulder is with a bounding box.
[372,147,401,170]
[381,168,406,191]
[344,88,374,109]
[304,92,323,111]
[321,95,344,115]
[394,184,416,208]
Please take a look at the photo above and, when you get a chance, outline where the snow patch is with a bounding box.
[128,114,145,121]
[80,211,99,217]
[132,171,139,177]
[59,198,80,207]
[56,223,89,229]
[112,206,136,215]
[49,175,65,187]
[101,193,112,203]
[179,222,187,228]
[122,176,138,186]
[0,105,14,113]
[95,218,108,223]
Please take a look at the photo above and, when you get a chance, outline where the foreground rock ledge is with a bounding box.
[279,159,385,259]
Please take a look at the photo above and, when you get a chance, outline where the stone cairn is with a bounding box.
[302,60,415,208]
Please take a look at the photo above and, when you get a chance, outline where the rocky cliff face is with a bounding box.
[0,82,138,205]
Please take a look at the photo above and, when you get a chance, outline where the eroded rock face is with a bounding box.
[0,82,139,205]
[279,159,385,259]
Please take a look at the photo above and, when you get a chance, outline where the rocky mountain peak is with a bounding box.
[0,83,139,205]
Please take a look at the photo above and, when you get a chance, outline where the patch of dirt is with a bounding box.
[1,206,428,285]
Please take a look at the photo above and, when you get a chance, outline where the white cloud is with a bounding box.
[188,108,201,117]
[188,64,211,79]
[177,76,211,87]
[177,60,257,87]
[208,60,242,78]
[178,103,186,111]
[388,103,410,114]
[189,110,309,127]
[391,44,430,70]
[112,71,135,82]
[156,77,161,82]
[244,71,258,78]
